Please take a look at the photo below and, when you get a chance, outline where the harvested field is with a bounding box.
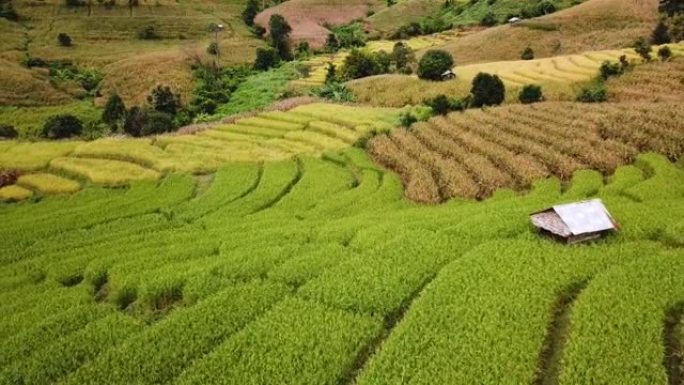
[254,0,382,49]
[369,102,684,202]
[607,58,684,103]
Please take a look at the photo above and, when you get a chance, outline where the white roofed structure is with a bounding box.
[530,199,619,244]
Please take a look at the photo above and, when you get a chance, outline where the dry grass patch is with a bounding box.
[607,58,684,103]
[422,0,661,65]
[255,0,382,49]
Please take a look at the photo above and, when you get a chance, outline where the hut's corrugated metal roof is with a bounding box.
[551,199,616,235]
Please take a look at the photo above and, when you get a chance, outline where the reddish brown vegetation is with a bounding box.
[0,170,20,188]
[255,0,379,48]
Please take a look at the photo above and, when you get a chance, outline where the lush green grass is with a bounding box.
[0,150,682,385]
[0,102,101,138]
[212,63,302,119]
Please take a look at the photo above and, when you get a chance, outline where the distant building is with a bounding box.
[441,70,456,80]
[530,199,619,244]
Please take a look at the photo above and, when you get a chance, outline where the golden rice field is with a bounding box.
[369,102,684,203]
[291,33,457,88]
[349,44,684,107]
[0,104,400,201]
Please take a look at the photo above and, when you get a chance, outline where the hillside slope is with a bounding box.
[423,0,661,65]
[254,0,383,48]
[0,0,262,106]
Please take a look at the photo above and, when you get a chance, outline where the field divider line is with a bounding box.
[185,163,264,224]
[337,244,477,385]
[533,279,589,385]
[248,158,304,215]
[664,302,684,385]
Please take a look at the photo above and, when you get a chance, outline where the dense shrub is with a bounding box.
[311,82,355,102]
[470,73,505,107]
[295,41,311,59]
[206,42,218,56]
[417,50,454,81]
[651,20,671,44]
[41,114,83,139]
[342,49,388,79]
[190,65,251,115]
[520,47,534,60]
[0,0,19,21]
[147,85,181,116]
[123,106,146,137]
[325,33,340,52]
[480,12,497,26]
[0,169,20,187]
[64,0,83,6]
[325,62,337,84]
[57,33,72,47]
[0,124,18,139]
[141,111,174,136]
[576,83,607,103]
[599,60,623,80]
[102,93,127,128]
[138,25,160,40]
[518,84,543,104]
[331,23,367,49]
[254,47,279,70]
[424,94,468,115]
[633,37,652,61]
[658,46,672,61]
[399,112,417,127]
[392,42,415,74]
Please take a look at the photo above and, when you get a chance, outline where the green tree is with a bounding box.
[295,41,310,59]
[518,84,543,104]
[123,106,146,137]
[470,73,505,107]
[520,47,534,60]
[325,62,337,84]
[102,93,127,128]
[651,20,671,44]
[141,111,174,136]
[392,42,415,73]
[254,47,279,70]
[147,85,181,116]
[242,0,259,26]
[325,33,339,52]
[42,115,83,139]
[633,37,652,61]
[417,49,454,80]
[342,49,383,79]
[269,14,292,61]
[658,45,672,61]
[57,33,72,47]
[480,11,496,26]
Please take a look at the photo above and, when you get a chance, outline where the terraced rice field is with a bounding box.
[370,102,684,202]
[0,104,399,200]
[1,148,683,385]
[291,33,456,87]
[457,44,684,88]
